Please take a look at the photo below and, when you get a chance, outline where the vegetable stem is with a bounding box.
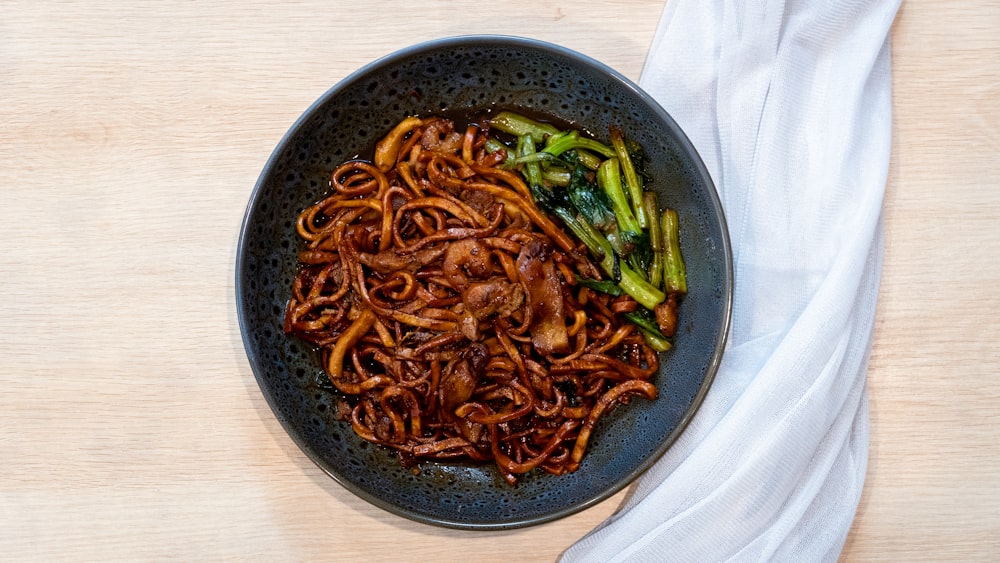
[484,138,508,154]
[661,208,687,294]
[489,116,673,317]
[544,130,616,159]
[549,206,606,258]
[643,192,664,289]
[610,126,648,228]
[518,134,543,188]
[597,158,641,234]
[553,204,663,310]
[490,111,559,141]
[623,310,672,352]
[616,261,665,310]
[574,275,624,296]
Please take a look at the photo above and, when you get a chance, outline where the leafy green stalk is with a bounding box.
[492,117,670,314]
[643,192,664,289]
[565,156,651,274]
[543,130,616,159]
[623,310,673,352]
[489,111,559,141]
[503,150,567,167]
[661,208,688,294]
[530,183,664,310]
[610,126,648,228]
[597,158,641,234]
[640,331,673,352]
[517,134,543,188]
[531,184,605,256]
[568,148,603,170]
[567,161,616,231]
[550,204,608,258]
[575,275,624,296]
[582,227,663,310]
[541,168,571,186]
[608,253,664,310]
[484,138,508,155]
[621,230,653,275]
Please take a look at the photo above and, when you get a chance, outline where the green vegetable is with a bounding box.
[597,158,641,234]
[484,138,508,155]
[543,130,616,159]
[566,148,603,171]
[541,168,571,186]
[529,183,606,258]
[488,112,684,317]
[661,208,687,294]
[611,259,664,310]
[566,159,616,231]
[489,111,559,141]
[610,126,648,228]
[530,182,664,310]
[518,134,544,188]
[639,331,673,352]
[503,150,562,167]
[644,192,664,289]
[623,309,673,352]
[575,276,624,296]
[614,229,653,277]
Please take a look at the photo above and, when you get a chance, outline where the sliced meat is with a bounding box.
[462,278,525,321]
[357,244,445,274]
[420,117,463,154]
[442,238,493,287]
[440,343,488,413]
[459,188,496,216]
[516,240,570,355]
[655,293,679,337]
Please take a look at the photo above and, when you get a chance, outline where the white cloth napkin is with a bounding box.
[563,0,901,561]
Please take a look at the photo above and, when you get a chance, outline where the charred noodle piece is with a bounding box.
[567,379,658,471]
[283,115,661,485]
[325,309,394,394]
[374,116,423,172]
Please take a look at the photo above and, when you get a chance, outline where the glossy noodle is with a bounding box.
[284,115,663,485]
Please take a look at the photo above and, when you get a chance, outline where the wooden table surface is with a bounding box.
[2,2,997,561]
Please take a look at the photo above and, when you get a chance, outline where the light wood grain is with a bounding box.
[841,1,1000,560]
[1,1,996,561]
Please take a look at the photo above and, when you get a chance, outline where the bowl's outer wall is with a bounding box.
[237,36,732,530]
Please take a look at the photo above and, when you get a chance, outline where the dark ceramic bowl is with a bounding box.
[237,35,732,530]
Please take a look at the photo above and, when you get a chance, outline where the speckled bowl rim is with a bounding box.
[237,34,733,530]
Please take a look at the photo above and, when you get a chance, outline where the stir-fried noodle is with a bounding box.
[284,115,661,485]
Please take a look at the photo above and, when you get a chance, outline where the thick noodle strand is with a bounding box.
[283,115,660,485]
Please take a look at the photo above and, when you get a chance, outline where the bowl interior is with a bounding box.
[237,35,732,530]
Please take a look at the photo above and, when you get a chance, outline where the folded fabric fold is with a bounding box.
[563,0,900,560]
